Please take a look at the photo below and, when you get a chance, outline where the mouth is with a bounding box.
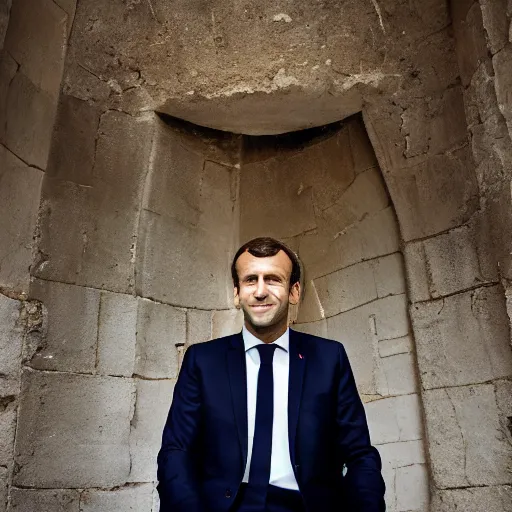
[250,304,274,312]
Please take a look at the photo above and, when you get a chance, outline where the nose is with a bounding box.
[254,276,268,299]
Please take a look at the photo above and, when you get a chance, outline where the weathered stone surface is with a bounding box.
[3,71,57,168]
[411,286,512,389]
[14,370,133,487]
[494,43,512,134]
[9,488,80,512]
[295,279,324,324]
[378,335,413,358]
[385,146,479,241]
[405,218,498,301]
[424,384,512,488]
[186,309,212,346]
[0,146,43,292]
[365,394,423,445]
[46,95,100,186]
[395,464,429,512]
[377,353,417,396]
[211,309,244,339]
[128,379,174,482]
[97,291,138,377]
[36,112,155,292]
[0,399,16,469]
[81,484,154,512]
[292,319,328,339]
[452,0,489,86]
[480,0,509,55]
[431,486,512,512]
[0,0,10,50]
[4,0,66,96]
[0,52,17,139]
[0,294,22,382]
[28,279,100,373]
[0,468,6,512]
[135,299,184,379]
[376,440,426,470]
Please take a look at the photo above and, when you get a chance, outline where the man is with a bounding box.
[157,237,385,512]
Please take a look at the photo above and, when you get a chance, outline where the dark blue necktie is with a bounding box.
[244,343,278,510]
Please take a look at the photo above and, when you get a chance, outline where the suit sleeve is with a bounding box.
[336,343,386,511]
[157,345,203,512]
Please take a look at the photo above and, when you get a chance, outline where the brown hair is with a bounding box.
[231,237,301,290]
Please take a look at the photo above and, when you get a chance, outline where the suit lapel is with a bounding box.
[227,333,248,467]
[288,329,306,466]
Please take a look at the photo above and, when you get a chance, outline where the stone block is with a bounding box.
[9,488,80,512]
[481,0,509,54]
[3,70,57,168]
[14,370,133,487]
[365,394,423,445]
[292,320,328,339]
[494,43,512,134]
[28,279,100,373]
[0,1,10,50]
[128,379,175,482]
[373,294,410,341]
[186,309,212,346]
[0,146,43,292]
[4,0,66,97]
[347,116,379,174]
[0,400,16,468]
[46,95,100,186]
[388,146,479,241]
[403,242,430,303]
[395,464,429,512]
[378,335,413,358]
[0,466,7,512]
[81,485,154,512]
[0,293,23,381]
[135,299,184,379]
[136,210,234,310]
[295,279,324,324]
[453,1,489,86]
[211,309,244,339]
[36,112,155,292]
[424,384,512,488]
[314,261,377,318]
[376,440,426,470]
[411,285,512,389]
[0,52,17,140]
[372,253,406,299]
[97,291,138,377]
[431,486,512,512]
[377,353,417,396]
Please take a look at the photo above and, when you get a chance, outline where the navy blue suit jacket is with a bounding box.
[157,329,385,512]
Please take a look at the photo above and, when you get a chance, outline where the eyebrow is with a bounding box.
[242,273,285,281]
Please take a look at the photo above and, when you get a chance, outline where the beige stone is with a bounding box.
[96,291,138,377]
[0,466,6,512]
[395,464,429,512]
[14,370,133,487]
[295,279,324,324]
[186,309,212,346]
[376,440,426,470]
[211,309,244,339]
[0,295,22,382]
[28,279,100,373]
[403,242,431,303]
[36,112,155,293]
[46,95,101,186]
[0,147,43,292]
[0,1,10,50]
[292,320,328,339]
[3,71,57,169]
[128,379,175,482]
[135,299,184,379]
[372,253,407,299]
[365,394,423,445]
[0,399,16,469]
[0,51,17,144]
[424,384,512,488]
[378,335,413,358]
[494,43,512,134]
[377,353,417,396]
[480,0,509,55]
[431,486,512,512]
[9,488,80,512]
[4,0,66,97]
[411,286,512,389]
[81,485,154,512]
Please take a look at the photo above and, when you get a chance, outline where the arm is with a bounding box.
[336,344,386,512]
[157,345,203,512]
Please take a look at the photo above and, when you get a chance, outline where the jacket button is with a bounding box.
[225,489,232,498]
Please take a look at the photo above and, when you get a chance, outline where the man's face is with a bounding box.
[234,250,300,332]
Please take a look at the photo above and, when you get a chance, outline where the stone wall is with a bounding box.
[0,0,75,509]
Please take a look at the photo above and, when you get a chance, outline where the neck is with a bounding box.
[245,319,288,344]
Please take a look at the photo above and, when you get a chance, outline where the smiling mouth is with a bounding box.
[250,304,274,310]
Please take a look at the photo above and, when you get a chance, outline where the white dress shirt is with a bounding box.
[241,326,299,490]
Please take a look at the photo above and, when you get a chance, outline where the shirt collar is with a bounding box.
[242,325,289,353]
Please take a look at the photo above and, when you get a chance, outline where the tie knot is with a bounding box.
[256,343,278,365]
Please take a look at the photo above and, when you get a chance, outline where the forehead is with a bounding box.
[236,250,292,277]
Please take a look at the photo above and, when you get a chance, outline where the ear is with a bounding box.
[233,286,240,308]
[289,281,301,306]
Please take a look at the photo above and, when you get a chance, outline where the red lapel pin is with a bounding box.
[299,354,303,359]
